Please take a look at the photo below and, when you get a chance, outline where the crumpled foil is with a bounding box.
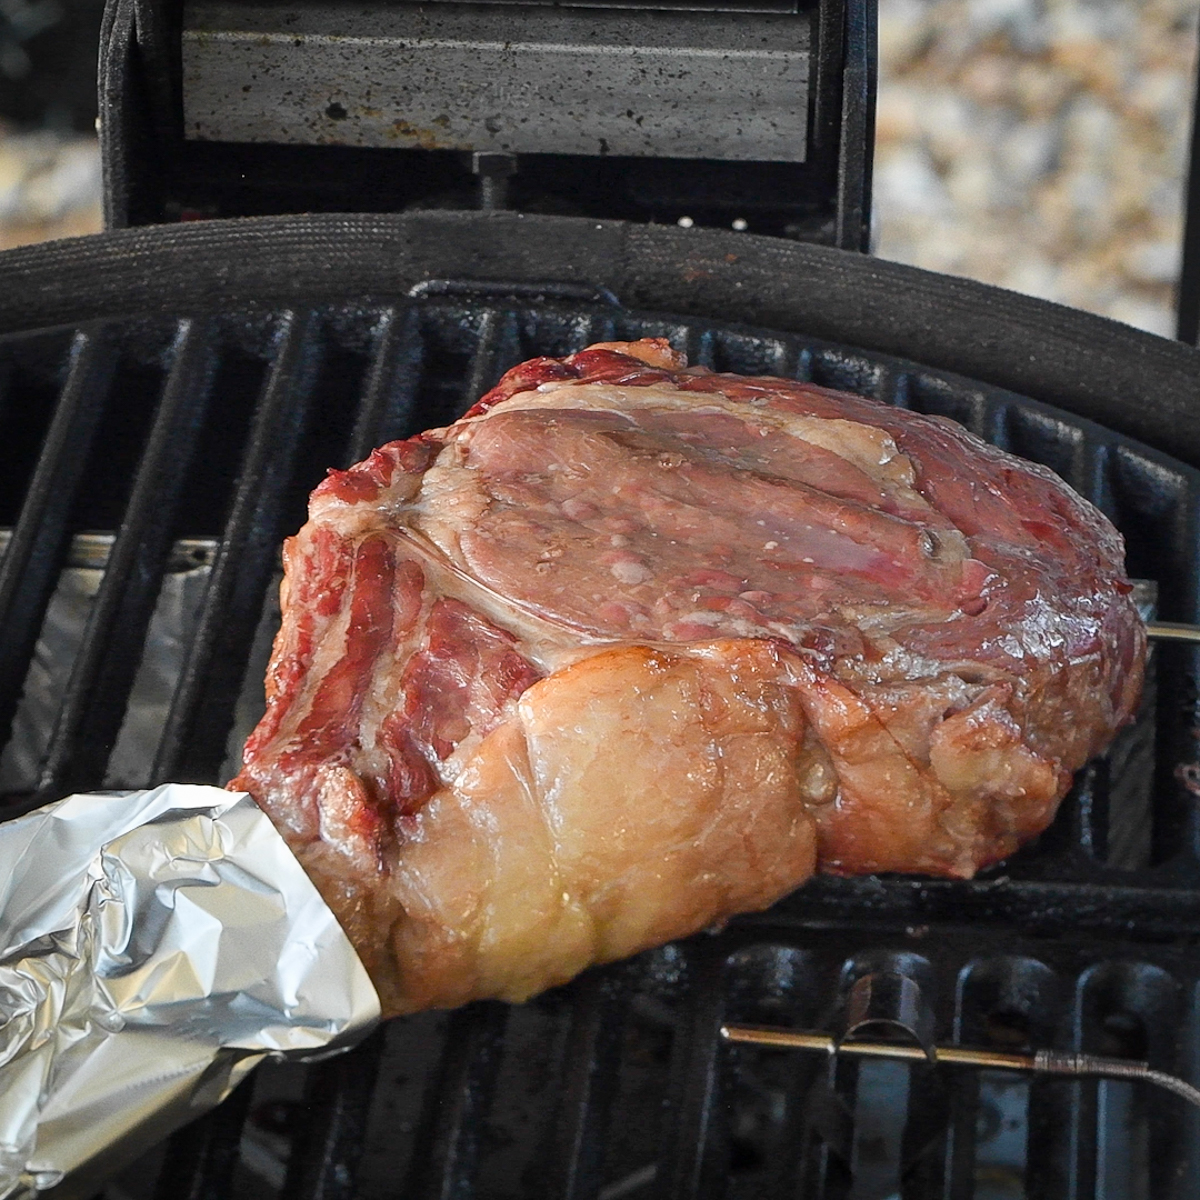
[0,783,381,1200]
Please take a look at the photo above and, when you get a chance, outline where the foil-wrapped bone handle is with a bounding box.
[0,784,381,1200]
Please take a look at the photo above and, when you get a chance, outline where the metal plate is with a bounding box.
[182,1,811,161]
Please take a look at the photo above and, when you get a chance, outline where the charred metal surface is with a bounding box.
[182,1,810,162]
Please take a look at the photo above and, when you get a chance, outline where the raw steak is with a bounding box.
[230,339,1145,1015]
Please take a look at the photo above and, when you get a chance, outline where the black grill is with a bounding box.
[4,214,1200,1198]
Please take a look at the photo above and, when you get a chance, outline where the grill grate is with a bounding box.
[3,287,1200,1197]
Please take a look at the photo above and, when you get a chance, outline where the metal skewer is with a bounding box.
[1121,580,1197,642]
[720,1024,1200,1110]
[1145,621,1200,643]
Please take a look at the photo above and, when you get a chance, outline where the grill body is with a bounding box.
[3,214,1200,1197]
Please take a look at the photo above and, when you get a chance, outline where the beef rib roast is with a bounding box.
[230,339,1145,1015]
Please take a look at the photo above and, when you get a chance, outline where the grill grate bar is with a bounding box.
[461,308,523,413]
[541,974,626,1200]
[346,307,426,463]
[38,320,220,799]
[0,356,11,426]
[152,311,325,784]
[0,332,117,766]
[152,1074,255,1200]
[658,953,729,1200]
[1024,1075,1073,1199]
[281,1028,387,1200]
[1066,1076,1101,1200]
[899,1064,950,1199]
[757,1051,830,1199]
[806,1056,857,1200]
[940,1071,979,1200]
[405,1002,509,1200]
[579,311,620,347]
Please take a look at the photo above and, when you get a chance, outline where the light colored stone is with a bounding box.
[945,153,1000,210]
[997,120,1061,187]
[875,0,1197,338]
[1124,238,1180,284]
[875,145,956,215]
[879,0,937,67]
[0,126,104,246]
[967,0,1047,51]
[875,82,928,143]
[20,138,102,222]
[0,144,25,221]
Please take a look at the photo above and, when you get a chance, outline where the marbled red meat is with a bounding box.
[230,339,1145,1015]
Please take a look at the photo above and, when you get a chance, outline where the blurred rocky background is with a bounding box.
[0,126,101,248]
[874,0,1199,336]
[0,0,102,248]
[0,0,1197,336]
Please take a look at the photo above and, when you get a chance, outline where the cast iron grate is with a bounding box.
[2,286,1199,1197]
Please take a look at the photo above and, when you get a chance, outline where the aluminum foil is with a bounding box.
[0,535,232,794]
[0,783,381,1200]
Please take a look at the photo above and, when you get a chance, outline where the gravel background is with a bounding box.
[0,125,100,250]
[1,0,1196,337]
[875,0,1199,336]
